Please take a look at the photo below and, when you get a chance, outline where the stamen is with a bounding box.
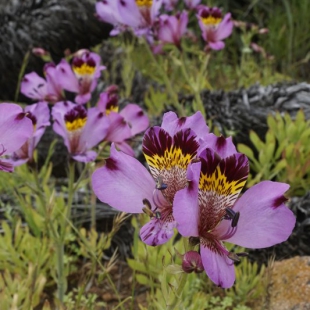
[142,198,161,219]
[227,252,241,263]
[156,176,167,190]
[225,208,240,227]
[218,225,237,240]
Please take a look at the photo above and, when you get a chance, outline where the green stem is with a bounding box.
[56,240,65,303]
[143,40,184,116]
[15,51,30,102]
[90,190,97,230]
[67,160,75,220]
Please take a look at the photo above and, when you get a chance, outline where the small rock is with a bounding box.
[269,256,310,310]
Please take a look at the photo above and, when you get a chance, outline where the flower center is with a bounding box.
[64,106,87,132]
[201,16,222,26]
[105,95,119,115]
[72,57,96,76]
[135,0,152,7]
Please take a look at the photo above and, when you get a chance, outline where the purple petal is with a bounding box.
[105,112,132,142]
[114,141,135,156]
[208,41,225,50]
[75,93,92,105]
[198,134,237,158]
[219,181,296,248]
[150,0,163,22]
[56,60,79,93]
[173,162,201,237]
[200,245,235,288]
[0,103,33,154]
[161,111,209,140]
[92,144,156,213]
[96,0,121,25]
[0,159,14,172]
[117,0,141,28]
[25,102,50,147]
[79,107,109,149]
[215,13,233,41]
[21,72,48,101]
[52,101,76,151]
[120,104,149,136]
[140,217,175,246]
[72,150,97,162]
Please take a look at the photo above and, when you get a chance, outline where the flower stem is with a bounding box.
[67,160,75,220]
[56,240,65,303]
[143,40,184,116]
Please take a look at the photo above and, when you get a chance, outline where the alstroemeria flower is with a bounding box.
[117,0,163,36]
[157,11,188,48]
[197,6,233,50]
[96,0,127,36]
[174,148,296,288]
[21,64,64,103]
[9,102,50,166]
[0,103,33,172]
[52,101,109,162]
[56,50,106,104]
[92,111,209,246]
[97,91,149,156]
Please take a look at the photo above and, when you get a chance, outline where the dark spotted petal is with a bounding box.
[143,127,199,203]
[198,149,249,233]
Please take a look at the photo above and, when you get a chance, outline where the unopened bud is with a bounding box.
[182,251,204,274]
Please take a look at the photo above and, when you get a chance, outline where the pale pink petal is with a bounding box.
[21,72,48,100]
[120,104,149,136]
[105,112,132,142]
[115,141,135,156]
[173,162,201,237]
[219,181,296,248]
[92,144,156,213]
[200,245,235,288]
[161,111,209,140]
[140,217,176,246]
[215,13,233,41]
[56,60,79,93]
[198,134,237,158]
[0,104,33,154]
[72,150,97,162]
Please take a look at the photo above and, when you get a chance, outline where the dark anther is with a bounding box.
[142,199,160,219]
[227,252,241,263]
[231,211,240,227]
[189,236,200,247]
[156,176,167,190]
[225,208,240,227]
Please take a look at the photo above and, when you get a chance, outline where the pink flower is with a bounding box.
[0,103,33,172]
[56,50,106,104]
[21,64,64,104]
[92,111,210,246]
[116,0,163,36]
[197,6,233,50]
[52,101,109,162]
[173,149,296,288]
[97,91,149,156]
[96,0,127,36]
[157,11,188,48]
[9,102,50,166]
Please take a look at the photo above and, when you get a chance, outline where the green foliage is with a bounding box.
[238,109,310,196]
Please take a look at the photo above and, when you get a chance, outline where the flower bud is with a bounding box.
[182,251,204,274]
